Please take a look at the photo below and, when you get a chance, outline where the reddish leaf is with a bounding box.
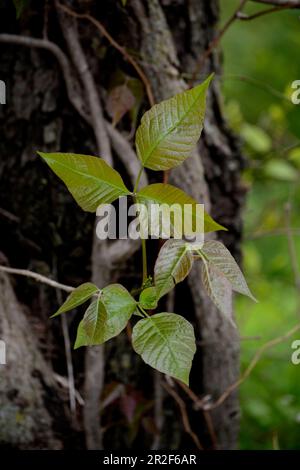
[106,84,135,126]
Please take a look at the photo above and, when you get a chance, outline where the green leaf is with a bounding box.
[139,286,158,309]
[200,241,256,301]
[13,0,29,18]
[74,319,89,349]
[38,152,131,212]
[136,183,225,234]
[241,123,272,154]
[201,260,234,324]
[75,297,105,347]
[121,0,127,5]
[132,312,196,385]
[154,240,193,299]
[264,160,298,182]
[51,282,99,317]
[74,284,136,348]
[135,75,213,171]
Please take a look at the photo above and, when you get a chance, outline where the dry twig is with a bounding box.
[57,1,155,107]
[0,265,74,292]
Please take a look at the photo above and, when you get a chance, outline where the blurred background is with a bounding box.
[221,0,300,449]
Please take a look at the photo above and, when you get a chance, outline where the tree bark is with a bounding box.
[0,273,63,449]
[0,0,245,449]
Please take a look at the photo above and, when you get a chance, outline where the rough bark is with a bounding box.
[0,273,63,449]
[0,0,245,450]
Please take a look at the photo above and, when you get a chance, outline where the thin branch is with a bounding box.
[60,314,77,413]
[222,74,291,103]
[163,381,203,450]
[53,257,76,415]
[55,3,111,160]
[190,0,248,83]
[205,322,300,410]
[251,0,300,5]
[244,228,300,241]
[0,207,20,223]
[53,373,84,406]
[203,410,218,449]
[0,265,74,292]
[56,1,155,107]
[190,0,300,83]
[100,384,125,410]
[237,4,295,20]
[175,322,300,413]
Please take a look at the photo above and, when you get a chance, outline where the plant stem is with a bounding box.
[138,304,150,318]
[196,248,209,262]
[142,237,148,283]
[133,165,148,284]
[133,166,144,193]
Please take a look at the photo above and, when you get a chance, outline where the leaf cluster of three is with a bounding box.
[38,76,255,385]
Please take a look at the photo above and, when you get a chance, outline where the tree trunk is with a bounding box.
[0,0,245,449]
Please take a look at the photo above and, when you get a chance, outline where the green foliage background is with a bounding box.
[221,0,300,449]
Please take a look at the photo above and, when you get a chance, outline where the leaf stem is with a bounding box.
[133,166,144,193]
[132,168,148,285]
[196,248,209,262]
[138,304,150,318]
[142,237,148,283]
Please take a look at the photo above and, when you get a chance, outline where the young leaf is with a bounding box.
[38,152,131,212]
[136,183,225,234]
[154,240,193,299]
[78,296,105,346]
[201,261,233,324]
[135,75,213,171]
[201,241,256,301]
[74,284,136,348]
[13,0,29,18]
[132,312,196,385]
[74,319,89,349]
[139,286,158,310]
[51,282,99,317]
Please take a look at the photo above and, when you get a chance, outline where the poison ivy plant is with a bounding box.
[39,76,256,386]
